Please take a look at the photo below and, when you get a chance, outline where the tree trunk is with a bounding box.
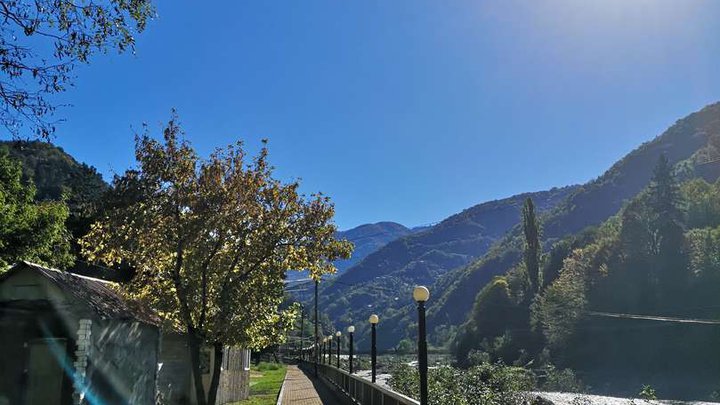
[207,342,224,405]
[188,332,208,405]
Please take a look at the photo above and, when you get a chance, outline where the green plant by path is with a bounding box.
[639,384,658,400]
[232,363,287,405]
[389,362,534,405]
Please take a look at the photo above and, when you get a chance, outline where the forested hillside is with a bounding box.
[313,103,720,357]
[316,185,579,348]
[447,103,720,399]
[453,154,720,399]
[286,221,416,281]
[334,222,418,272]
[427,103,720,337]
[0,141,109,239]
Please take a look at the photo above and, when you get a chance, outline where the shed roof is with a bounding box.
[1,261,162,326]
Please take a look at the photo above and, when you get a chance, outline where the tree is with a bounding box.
[647,154,688,302]
[80,117,352,405]
[0,0,155,139]
[0,147,72,269]
[532,246,592,349]
[452,276,515,365]
[522,198,541,294]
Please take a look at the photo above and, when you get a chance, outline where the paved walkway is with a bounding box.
[280,365,346,405]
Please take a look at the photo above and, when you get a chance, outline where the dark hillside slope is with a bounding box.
[333,222,416,274]
[317,185,578,344]
[0,140,109,238]
[428,102,720,333]
[327,186,577,290]
[286,221,415,281]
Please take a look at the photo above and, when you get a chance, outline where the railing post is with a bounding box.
[349,330,354,374]
[336,331,341,368]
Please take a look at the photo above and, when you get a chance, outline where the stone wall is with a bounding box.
[72,319,92,404]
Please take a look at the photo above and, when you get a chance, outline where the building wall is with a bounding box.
[0,269,86,405]
[90,319,159,405]
[0,268,161,405]
[158,334,251,405]
[157,333,193,405]
[1,268,250,405]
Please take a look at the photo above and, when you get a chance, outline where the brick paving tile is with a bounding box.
[281,365,342,405]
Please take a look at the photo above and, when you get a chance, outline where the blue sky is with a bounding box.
[14,0,720,230]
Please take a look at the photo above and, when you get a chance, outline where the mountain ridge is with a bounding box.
[313,102,720,351]
[428,101,720,340]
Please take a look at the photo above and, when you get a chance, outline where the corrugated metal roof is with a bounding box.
[1,261,162,326]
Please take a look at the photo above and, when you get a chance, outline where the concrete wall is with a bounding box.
[157,333,193,405]
[90,319,159,405]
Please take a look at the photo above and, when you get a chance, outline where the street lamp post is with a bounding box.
[369,314,379,383]
[414,286,430,405]
[314,280,319,376]
[347,325,355,374]
[328,335,333,365]
[335,331,341,368]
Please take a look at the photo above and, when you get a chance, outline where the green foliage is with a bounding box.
[682,179,720,229]
[540,364,586,393]
[81,117,351,405]
[531,246,593,349]
[436,103,720,357]
[467,350,491,367]
[255,362,281,371]
[0,149,72,269]
[395,338,415,354]
[457,140,720,398]
[232,363,287,405]
[639,385,658,400]
[316,186,577,350]
[452,277,518,365]
[389,363,534,405]
[522,198,541,294]
[1,141,109,240]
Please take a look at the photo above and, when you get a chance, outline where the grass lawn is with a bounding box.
[231,362,287,405]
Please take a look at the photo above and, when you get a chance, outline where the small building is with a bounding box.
[0,261,250,405]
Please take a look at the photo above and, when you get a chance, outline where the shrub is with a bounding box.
[541,364,586,393]
[639,384,657,400]
[388,362,534,405]
[256,362,281,371]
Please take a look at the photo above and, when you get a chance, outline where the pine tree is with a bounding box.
[647,154,688,305]
[522,198,541,294]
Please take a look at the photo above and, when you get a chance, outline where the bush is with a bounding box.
[256,362,281,371]
[639,384,657,400]
[467,349,491,367]
[541,364,586,393]
[388,362,534,405]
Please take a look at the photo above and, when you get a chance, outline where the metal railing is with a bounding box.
[307,361,420,405]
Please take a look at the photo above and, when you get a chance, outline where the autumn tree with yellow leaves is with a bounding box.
[81,116,352,405]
